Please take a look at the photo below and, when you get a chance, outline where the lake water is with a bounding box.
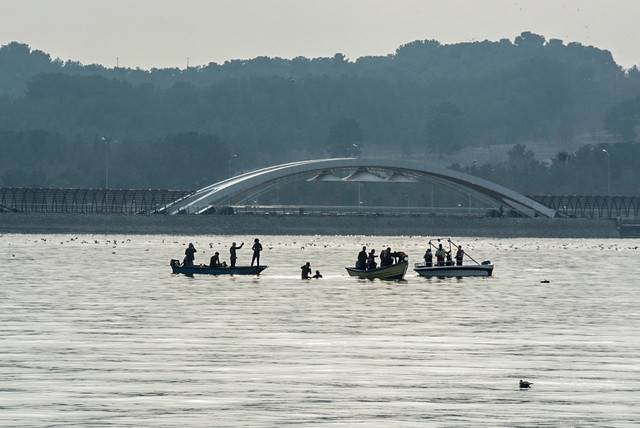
[1,234,639,426]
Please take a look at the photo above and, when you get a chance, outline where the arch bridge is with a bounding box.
[161,158,556,218]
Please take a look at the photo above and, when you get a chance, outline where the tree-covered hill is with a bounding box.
[0,32,639,192]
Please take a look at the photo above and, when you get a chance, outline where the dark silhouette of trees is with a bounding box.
[605,96,640,143]
[0,32,639,193]
[425,102,465,155]
[326,119,363,157]
[0,130,228,188]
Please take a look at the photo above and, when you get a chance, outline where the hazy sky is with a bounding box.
[1,0,639,69]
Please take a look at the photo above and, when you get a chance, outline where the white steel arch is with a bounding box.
[161,158,555,217]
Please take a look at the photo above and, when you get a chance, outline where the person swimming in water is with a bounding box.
[301,261,312,279]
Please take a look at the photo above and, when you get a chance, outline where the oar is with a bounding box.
[447,238,481,265]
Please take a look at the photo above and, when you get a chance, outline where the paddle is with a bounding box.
[447,238,481,266]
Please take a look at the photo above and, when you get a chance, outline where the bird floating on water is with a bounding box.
[519,380,533,389]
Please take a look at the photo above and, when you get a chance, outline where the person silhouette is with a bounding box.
[229,241,244,267]
[301,262,312,279]
[251,238,263,266]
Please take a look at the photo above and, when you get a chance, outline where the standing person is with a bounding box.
[380,247,393,267]
[366,249,378,270]
[251,238,263,267]
[301,262,312,279]
[184,243,197,266]
[356,246,367,270]
[435,244,446,266]
[445,251,453,266]
[424,248,433,267]
[229,241,244,268]
[455,245,465,266]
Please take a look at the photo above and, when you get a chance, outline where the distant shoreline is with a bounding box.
[0,213,620,238]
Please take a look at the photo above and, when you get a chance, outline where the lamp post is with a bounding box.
[102,137,118,189]
[230,153,239,175]
[601,149,610,196]
[101,137,109,189]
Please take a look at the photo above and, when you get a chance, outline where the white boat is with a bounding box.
[414,261,493,278]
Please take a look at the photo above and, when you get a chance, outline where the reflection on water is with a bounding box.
[1,234,639,426]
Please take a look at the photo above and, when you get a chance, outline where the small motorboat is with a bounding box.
[415,238,494,278]
[170,259,267,276]
[414,261,493,278]
[345,261,409,281]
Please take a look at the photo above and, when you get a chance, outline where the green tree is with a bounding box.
[425,102,465,155]
[326,118,363,157]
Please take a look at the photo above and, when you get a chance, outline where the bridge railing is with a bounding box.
[2,187,639,219]
[0,188,192,214]
[531,195,640,219]
[229,204,491,217]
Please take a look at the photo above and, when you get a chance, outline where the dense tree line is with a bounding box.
[0,131,228,188]
[453,143,640,196]
[0,32,639,194]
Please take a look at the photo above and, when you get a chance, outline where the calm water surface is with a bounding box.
[1,234,639,426]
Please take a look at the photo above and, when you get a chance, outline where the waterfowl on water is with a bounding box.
[519,380,533,389]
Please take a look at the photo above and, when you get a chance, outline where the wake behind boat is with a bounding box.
[346,260,408,280]
[170,259,267,276]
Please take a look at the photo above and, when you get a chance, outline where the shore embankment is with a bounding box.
[0,213,621,238]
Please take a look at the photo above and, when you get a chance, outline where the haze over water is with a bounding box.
[2,234,639,426]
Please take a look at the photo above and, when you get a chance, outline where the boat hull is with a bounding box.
[414,264,493,278]
[345,261,408,280]
[171,265,267,276]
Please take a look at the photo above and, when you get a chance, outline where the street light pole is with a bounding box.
[602,149,610,196]
[101,137,109,189]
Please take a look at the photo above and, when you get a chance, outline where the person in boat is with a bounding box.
[301,262,312,279]
[229,241,244,267]
[251,238,263,266]
[356,246,367,270]
[313,270,323,279]
[380,247,394,267]
[424,248,433,267]
[455,245,465,266]
[435,244,446,266]
[392,251,407,264]
[210,251,221,268]
[366,249,378,270]
[184,243,197,266]
[445,250,454,266]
